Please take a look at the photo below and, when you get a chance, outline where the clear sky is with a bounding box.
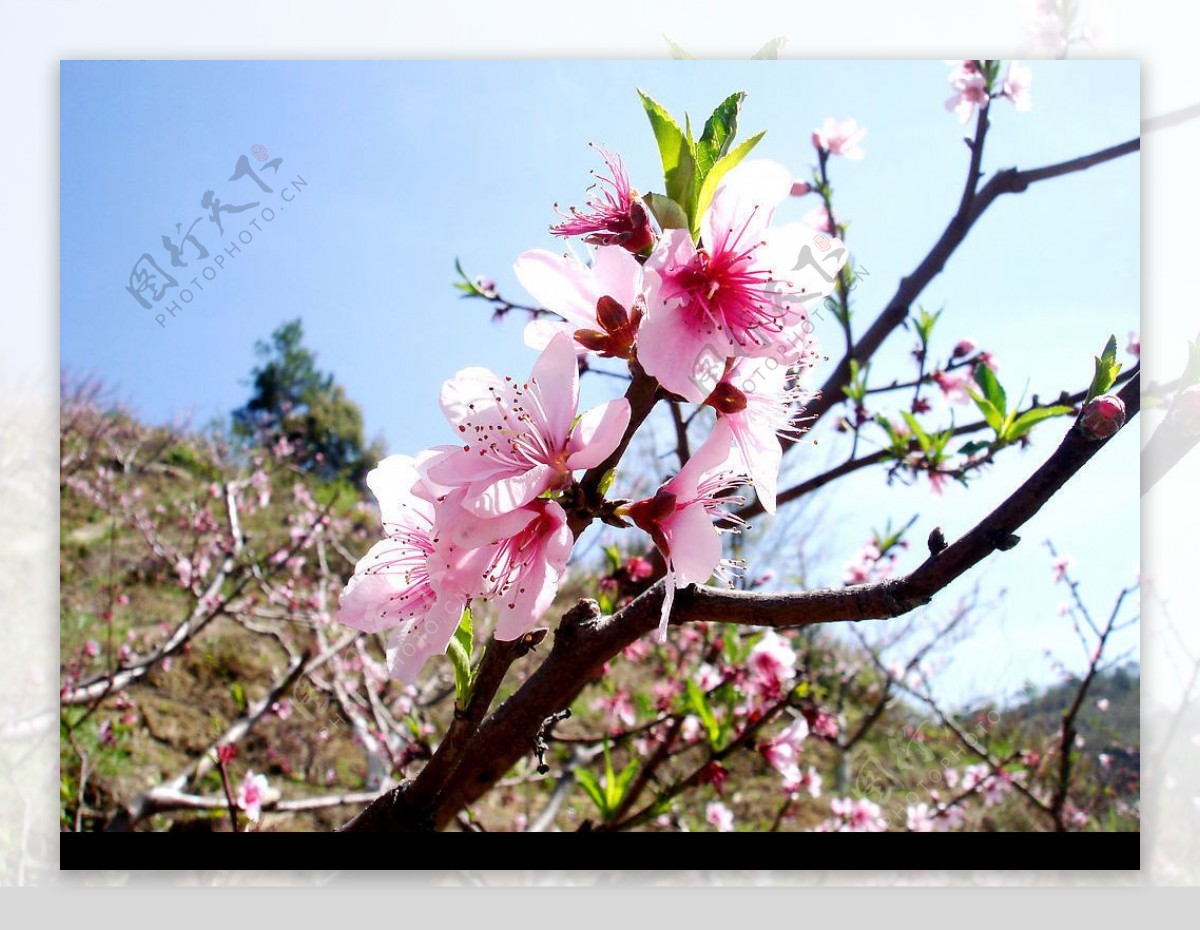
[60,59,1140,708]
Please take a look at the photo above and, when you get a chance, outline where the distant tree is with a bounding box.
[232,318,383,487]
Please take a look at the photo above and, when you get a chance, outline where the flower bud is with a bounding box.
[952,338,976,358]
[1168,384,1200,436]
[790,180,812,197]
[1078,394,1126,440]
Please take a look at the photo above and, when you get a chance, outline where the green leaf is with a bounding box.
[1006,404,1075,441]
[686,680,721,748]
[575,767,607,816]
[663,35,695,59]
[690,131,765,238]
[974,362,1007,415]
[695,92,745,177]
[751,37,787,59]
[638,90,697,211]
[448,606,475,709]
[1084,334,1122,403]
[958,439,991,456]
[913,306,942,346]
[900,411,933,455]
[643,192,689,231]
[966,387,1005,435]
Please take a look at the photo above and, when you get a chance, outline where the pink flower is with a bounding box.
[338,455,469,682]
[84,639,101,658]
[746,630,797,698]
[1001,62,1033,111]
[625,420,747,640]
[1096,698,1110,712]
[237,770,270,823]
[592,689,637,731]
[1126,332,1140,359]
[705,800,735,832]
[550,145,654,253]
[699,356,812,515]
[789,180,812,197]
[430,496,573,643]
[829,796,887,832]
[812,117,867,160]
[1051,555,1073,583]
[932,369,975,405]
[424,333,630,517]
[638,160,846,401]
[946,61,989,124]
[513,246,645,358]
[907,802,938,832]
[625,556,653,581]
[789,765,822,799]
[761,715,809,781]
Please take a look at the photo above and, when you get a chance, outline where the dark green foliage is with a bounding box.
[232,318,384,487]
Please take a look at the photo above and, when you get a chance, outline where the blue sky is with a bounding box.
[60,59,1140,707]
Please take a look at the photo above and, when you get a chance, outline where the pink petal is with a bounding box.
[444,505,538,551]
[523,317,577,352]
[365,454,433,527]
[385,597,464,684]
[668,418,739,500]
[493,507,572,641]
[590,246,643,309]
[513,250,601,331]
[467,462,558,517]
[529,332,580,444]
[338,548,412,634]
[727,411,782,515]
[663,503,723,588]
[565,398,631,470]
[424,444,507,489]
[637,301,734,403]
[439,366,509,432]
[702,159,791,252]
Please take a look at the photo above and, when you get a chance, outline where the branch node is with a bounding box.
[927,526,948,557]
[995,533,1021,552]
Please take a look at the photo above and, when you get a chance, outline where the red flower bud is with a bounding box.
[1078,394,1126,440]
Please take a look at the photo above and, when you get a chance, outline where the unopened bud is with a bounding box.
[1168,384,1200,436]
[790,180,812,197]
[1078,394,1126,440]
[952,339,976,358]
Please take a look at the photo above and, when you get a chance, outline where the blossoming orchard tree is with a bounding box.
[335,61,1138,832]
[59,60,1141,836]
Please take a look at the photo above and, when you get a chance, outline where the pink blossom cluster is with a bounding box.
[337,333,630,682]
[340,147,849,677]
[945,60,1033,124]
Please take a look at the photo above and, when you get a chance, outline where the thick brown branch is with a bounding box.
[341,372,1137,831]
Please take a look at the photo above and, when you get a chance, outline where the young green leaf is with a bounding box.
[974,362,1007,415]
[1005,404,1075,441]
[690,131,765,237]
[695,92,745,176]
[966,386,1005,436]
[900,412,933,455]
[574,767,607,816]
[686,679,721,748]
[638,90,697,211]
[643,192,689,231]
[1084,334,1122,403]
[448,606,475,709]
